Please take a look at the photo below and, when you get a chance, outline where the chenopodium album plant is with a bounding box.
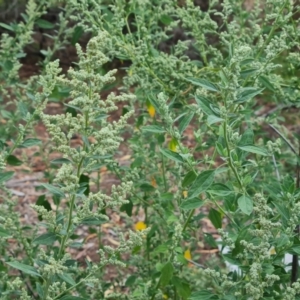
[1,0,300,299]
[71,0,300,299]
[0,32,150,299]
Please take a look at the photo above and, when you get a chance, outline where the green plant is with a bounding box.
[0,0,300,299]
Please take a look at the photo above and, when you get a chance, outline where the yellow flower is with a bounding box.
[168,138,178,152]
[184,249,192,260]
[182,190,188,198]
[147,103,156,118]
[135,221,147,231]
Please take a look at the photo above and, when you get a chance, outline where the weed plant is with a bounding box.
[0,0,300,299]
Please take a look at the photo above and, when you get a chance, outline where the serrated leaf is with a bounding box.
[20,138,42,148]
[33,233,57,245]
[238,145,268,156]
[195,95,216,116]
[6,261,40,277]
[208,208,222,229]
[179,112,194,134]
[6,155,22,166]
[189,170,215,198]
[36,19,55,29]
[236,87,264,103]
[238,195,253,215]
[187,78,219,92]
[0,171,14,184]
[182,171,197,187]
[181,198,204,210]
[159,261,174,287]
[160,148,184,163]
[40,183,65,198]
[207,115,224,125]
[142,125,166,134]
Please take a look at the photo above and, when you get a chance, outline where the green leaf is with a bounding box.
[71,26,84,45]
[79,174,89,196]
[59,296,87,300]
[258,75,276,92]
[120,199,133,217]
[160,148,184,163]
[20,138,42,148]
[3,60,13,72]
[142,125,166,134]
[236,87,264,103]
[189,170,215,198]
[179,112,194,134]
[187,78,219,92]
[195,95,216,116]
[36,19,55,29]
[237,195,253,215]
[0,23,14,31]
[33,233,57,245]
[6,155,22,166]
[80,216,107,225]
[40,183,65,198]
[159,261,174,287]
[189,290,219,300]
[208,183,232,196]
[0,226,10,237]
[182,171,197,188]
[0,171,14,184]
[58,273,76,286]
[160,14,172,25]
[208,208,222,229]
[238,145,268,156]
[181,198,204,210]
[50,158,72,165]
[125,275,137,287]
[238,129,254,146]
[153,244,169,254]
[6,261,41,277]
[207,115,224,125]
[173,277,191,299]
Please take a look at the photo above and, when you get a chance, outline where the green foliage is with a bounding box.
[0,0,300,299]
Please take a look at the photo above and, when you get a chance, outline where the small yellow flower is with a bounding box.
[184,249,192,260]
[182,190,188,198]
[135,221,147,231]
[147,103,156,118]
